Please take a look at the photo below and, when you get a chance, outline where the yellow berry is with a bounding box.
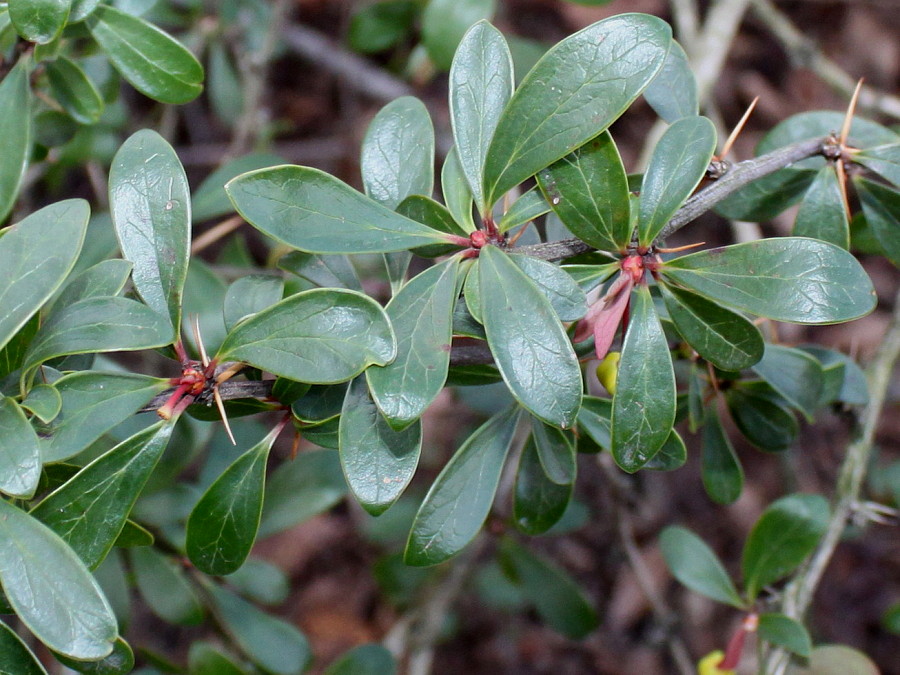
[697,651,735,675]
[595,351,621,395]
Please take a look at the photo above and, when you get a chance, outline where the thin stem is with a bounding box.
[688,0,753,105]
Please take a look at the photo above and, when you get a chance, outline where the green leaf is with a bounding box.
[216,288,395,384]
[278,251,362,292]
[52,259,132,311]
[109,129,190,337]
[367,259,460,428]
[513,434,572,535]
[792,645,880,675]
[537,131,632,251]
[742,493,829,601]
[226,166,449,254]
[186,425,281,575]
[854,177,900,268]
[441,148,477,233]
[325,644,396,675]
[347,0,416,54]
[21,383,62,423]
[715,169,814,222]
[479,246,582,428]
[759,111,899,157]
[660,284,764,371]
[450,20,513,214]
[188,641,248,675]
[339,377,422,515]
[510,255,587,322]
[130,547,204,625]
[9,0,70,43]
[0,618,47,674]
[643,40,697,122]
[498,187,550,232]
[661,237,877,324]
[638,116,717,246]
[701,406,743,504]
[291,383,347,424]
[855,142,900,187]
[500,539,598,639]
[207,41,243,127]
[203,582,311,675]
[258,449,346,537]
[576,395,612,450]
[223,558,289,606]
[113,520,154,548]
[405,406,519,566]
[46,56,104,124]
[659,525,745,608]
[54,637,135,675]
[0,60,31,222]
[361,96,434,209]
[395,194,468,257]
[532,418,575,484]
[758,613,812,658]
[0,200,89,352]
[643,429,687,471]
[421,0,496,71]
[0,397,41,498]
[611,286,676,472]
[223,274,284,331]
[798,345,868,406]
[793,166,850,249]
[22,297,174,374]
[192,153,283,223]
[751,344,824,420]
[88,4,203,104]
[31,421,175,569]
[482,14,670,205]
[726,388,798,452]
[40,371,166,463]
[0,501,118,659]
[0,314,37,379]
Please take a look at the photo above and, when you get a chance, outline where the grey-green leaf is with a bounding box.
[21,383,62,423]
[216,288,395,384]
[9,0,70,44]
[498,187,550,232]
[793,166,849,249]
[661,238,876,324]
[0,60,31,222]
[482,14,671,206]
[751,344,824,421]
[513,435,572,535]
[0,619,47,675]
[611,286,676,472]
[643,40,697,122]
[532,418,575,485]
[441,148,477,233]
[638,115,717,247]
[479,246,582,428]
[30,421,175,570]
[325,644,396,675]
[758,613,812,658]
[510,254,587,322]
[854,176,900,268]
[130,547,204,625]
[0,501,118,659]
[0,397,41,498]
[223,274,284,331]
[367,258,460,428]
[421,0,496,71]
[659,525,745,608]
[0,199,89,351]
[51,259,132,311]
[855,142,900,187]
[339,376,422,515]
[226,166,448,254]
[701,407,743,504]
[46,56,105,124]
[405,406,519,566]
[110,130,190,336]
[450,20,513,214]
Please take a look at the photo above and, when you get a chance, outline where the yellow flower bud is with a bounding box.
[595,351,621,394]
[697,650,735,675]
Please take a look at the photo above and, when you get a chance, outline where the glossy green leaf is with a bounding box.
[188,641,248,675]
[421,0,496,70]
[405,406,519,566]
[537,131,632,251]
[759,111,898,157]
[223,274,284,331]
[192,153,283,223]
[643,429,687,471]
[361,96,434,209]
[325,644,396,675]
[130,547,204,625]
[113,520,154,548]
[278,251,362,292]
[751,344,824,420]
[339,377,422,515]
[22,297,174,375]
[701,407,743,504]
[856,142,900,187]
[40,371,166,463]
[463,260,483,323]
[46,56,104,124]
[0,501,118,659]
[510,254,587,322]
[258,449,347,537]
[450,20,512,213]
[500,538,598,639]
[659,525,745,608]
[799,345,868,406]
[52,259,132,311]
[479,246,582,428]
[742,493,829,601]
[715,169,814,221]
[643,40,697,122]
[498,187,550,231]
[639,116,716,246]
[203,582,311,675]
[0,397,41,498]
[660,284,764,371]
[441,147,477,232]
[758,613,812,658]
[367,259,460,428]
[513,435,572,535]
[563,262,619,293]
[483,14,670,205]
[576,395,612,449]
[21,383,61,423]
[54,637,135,675]
[726,388,797,452]
[88,4,203,104]
[0,618,47,674]
[793,166,850,248]
[661,238,876,324]
[9,0,69,43]
[217,288,395,384]
[186,425,281,575]
[31,421,174,569]
[0,200,88,351]
[532,418,576,484]
[291,383,347,424]
[396,194,468,257]
[109,129,189,336]
[0,314,37,379]
[0,60,31,222]
[854,177,900,268]
[611,286,675,472]
[226,166,448,254]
